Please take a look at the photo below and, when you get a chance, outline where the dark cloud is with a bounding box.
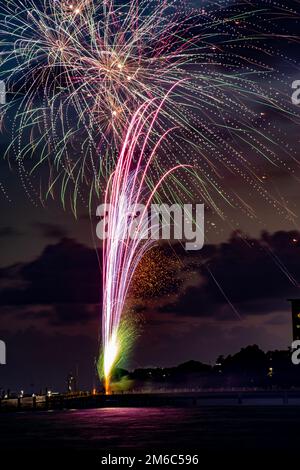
[160,230,300,318]
[0,238,101,325]
[33,222,69,239]
[15,303,98,326]
[0,226,23,238]
[0,230,299,329]
[48,303,98,326]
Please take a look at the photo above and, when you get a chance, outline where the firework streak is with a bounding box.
[101,92,189,392]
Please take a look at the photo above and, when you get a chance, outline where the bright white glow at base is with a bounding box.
[104,332,119,379]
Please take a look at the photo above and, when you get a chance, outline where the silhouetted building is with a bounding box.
[288,299,300,341]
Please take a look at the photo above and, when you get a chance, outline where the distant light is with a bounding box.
[293,238,298,244]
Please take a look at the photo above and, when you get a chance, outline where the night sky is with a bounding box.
[0,0,300,392]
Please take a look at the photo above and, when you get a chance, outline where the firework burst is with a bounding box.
[1,0,299,217]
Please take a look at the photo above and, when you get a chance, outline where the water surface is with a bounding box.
[1,406,300,451]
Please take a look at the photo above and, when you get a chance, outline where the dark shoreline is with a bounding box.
[2,389,300,412]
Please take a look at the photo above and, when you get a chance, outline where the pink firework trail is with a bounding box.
[100,90,189,393]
